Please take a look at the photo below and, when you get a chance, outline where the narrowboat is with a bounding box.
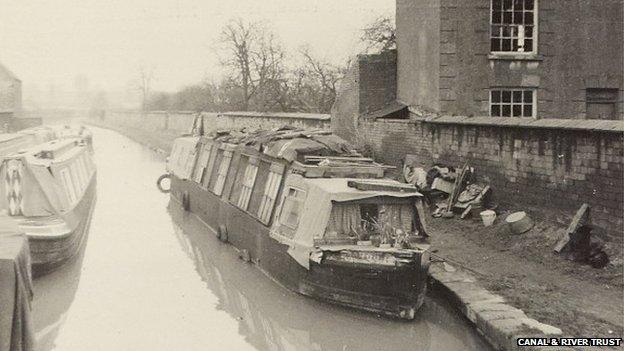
[0,126,56,157]
[0,131,97,275]
[161,125,430,319]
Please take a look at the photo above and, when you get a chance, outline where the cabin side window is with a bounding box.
[183,147,197,177]
[237,159,258,210]
[212,150,233,196]
[59,168,77,205]
[247,160,270,217]
[229,155,249,204]
[76,155,88,187]
[192,144,212,184]
[257,163,284,224]
[70,162,83,194]
[201,145,218,189]
[278,187,306,238]
[82,153,92,175]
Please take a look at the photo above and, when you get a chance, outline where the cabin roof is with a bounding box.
[6,138,82,161]
[303,178,423,200]
[0,133,24,143]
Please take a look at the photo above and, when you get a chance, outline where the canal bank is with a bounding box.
[32,126,492,351]
[84,119,611,350]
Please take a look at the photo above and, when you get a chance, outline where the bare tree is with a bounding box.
[281,48,345,113]
[219,19,286,111]
[137,65,155,111]
[361,16,396,53]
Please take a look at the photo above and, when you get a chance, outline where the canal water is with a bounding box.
[32,127,492,351]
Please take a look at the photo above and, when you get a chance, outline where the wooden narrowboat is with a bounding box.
[162,126,430,319]
[0,131,97,275]
[0,126,57,157]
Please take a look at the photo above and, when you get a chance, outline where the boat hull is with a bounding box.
[27,175,97,276]
[169,175,428,319]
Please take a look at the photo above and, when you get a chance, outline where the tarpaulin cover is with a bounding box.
[270,174,423,269]
[0,221,34,351]
[211,128,358,162]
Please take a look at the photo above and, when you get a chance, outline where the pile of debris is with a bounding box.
[402,155,491,220]
[554,204,609,268]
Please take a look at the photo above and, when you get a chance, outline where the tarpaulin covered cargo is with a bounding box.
[0,221,34,351]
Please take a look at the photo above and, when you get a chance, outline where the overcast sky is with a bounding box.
[0,0,394,94]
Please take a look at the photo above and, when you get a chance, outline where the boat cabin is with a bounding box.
[0,137,95,218]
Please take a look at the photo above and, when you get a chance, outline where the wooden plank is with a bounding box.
[347,180,419,193]
[460,205,472,219]
[473,185,490,204]
[304,155,374,163]
[553,203,590,253]
[446,164,469,213]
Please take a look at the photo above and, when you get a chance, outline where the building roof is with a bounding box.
[219,111,330,121]
[0,62,20,82]
[361,101,407,119]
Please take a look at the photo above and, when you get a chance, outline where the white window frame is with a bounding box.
[192,144,212,183]
[490,0,538,55]
[258,164,284,224]
[237,163,258,211]
[489,88,537,118]
[70,163,83,194]
[212,150,232,196]
[78,155,90,189]
[60,168,77,205]
[76,156,86,187]
[278,187,306,232]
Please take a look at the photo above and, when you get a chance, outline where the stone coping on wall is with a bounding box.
[109,110,331,121]
[402,114,624,133]
[111,110,198,115]
[219,111,330,121]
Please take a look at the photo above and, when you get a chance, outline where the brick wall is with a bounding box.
[332,51,398,141]
[438,0,624,119]
[398,0,624,119]
[358,51,398,115]
[397,0,441,110]
[356,118,624,238]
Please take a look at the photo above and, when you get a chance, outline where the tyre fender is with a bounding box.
[156,174,171,193]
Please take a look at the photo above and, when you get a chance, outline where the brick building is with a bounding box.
[398,0,623,120]
[332,0,624,236]
[0,62,22,130]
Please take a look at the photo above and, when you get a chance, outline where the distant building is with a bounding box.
[0,62,22,129]
[332,0,624,235]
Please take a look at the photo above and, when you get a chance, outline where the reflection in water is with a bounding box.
[30,127,490,351]
[31,235,87,351]
[169,203,491,351]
